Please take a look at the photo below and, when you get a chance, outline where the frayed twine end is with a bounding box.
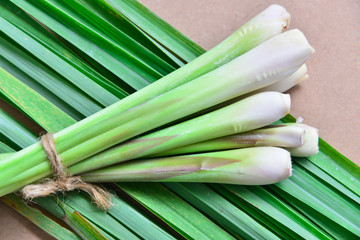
[21,133,111,211]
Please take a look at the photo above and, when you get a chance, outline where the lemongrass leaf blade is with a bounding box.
[116,182,235,240]
[0,55,84,120]
[66,193,175,240]
[77,0,181,68]
[296,158,360,204]
[10,0,164,89]
[164,183,282,240]
[0,3,124,105]
[0,68,75,132]
[0,107,37,149]
[0,35,103,118]
[106,0,205,62]
[1,194,81,240]
[272,181,358,239]
[274,165,360,235]
[217,184,333,240]
[55,201,110,240]
[55,0,177,75]
[0,142,14,153]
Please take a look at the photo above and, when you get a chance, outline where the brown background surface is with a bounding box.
[1,0,359,239]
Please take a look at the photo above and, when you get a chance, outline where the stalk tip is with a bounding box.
[261,4,291,30]
[281,93,291,114]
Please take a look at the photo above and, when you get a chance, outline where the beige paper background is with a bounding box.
[1,1,359,239]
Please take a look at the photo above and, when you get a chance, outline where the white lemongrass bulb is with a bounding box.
[286,124,319,157]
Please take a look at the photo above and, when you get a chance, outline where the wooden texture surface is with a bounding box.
[1,1,359,239]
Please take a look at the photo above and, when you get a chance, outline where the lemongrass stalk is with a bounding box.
[258,64,308,92]
[149,124,305,157]
[206,64,307,114]
[0,153,12,160]
[54,4,292,153]
[80,147,292,185]
[0,29,313,195]
[68,92,291,174]
[285,123,319,156]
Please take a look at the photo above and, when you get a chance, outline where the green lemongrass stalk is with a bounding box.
[80,147,292,185]
[149,124,306,158]
[208,64,308,113]
[53,4,293,153]
[0,29,313,195]
[68,91,291,174]
[0,153,12,160]
[285,123,319,156]
[259,64,308,92]
[148,123,318,158]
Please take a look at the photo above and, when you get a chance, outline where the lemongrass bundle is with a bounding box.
[0,28,314,196]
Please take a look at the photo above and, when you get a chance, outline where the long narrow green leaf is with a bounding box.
[274,165,360,236]
[62,193,141,240]
[10,0,172,90]
[62,210,109,240]
[213,186,294,240]
[66,192,175,240]
[272,182,358,239]
[106,0,206,62]
[56,0,176,75]
[0,35,102,119]
[116,182,235,240]
[217,184,332,240]
[34,197,111,240]
[0,142,14,153]
[308,141,360,197]
[164,183,281,240]
[0,68,75,132]
[296,157,360,205]
[1,194,81,240]
[77,0,180,68]
[0,55,84,120]
[0,2,126,105]
[0,107,36,150]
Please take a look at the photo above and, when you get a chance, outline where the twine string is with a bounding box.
[22,133,111,211]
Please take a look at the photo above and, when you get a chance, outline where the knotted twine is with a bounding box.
[21,133,111,211]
